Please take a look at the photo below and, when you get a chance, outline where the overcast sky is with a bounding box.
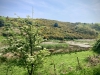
[0,0,100,23]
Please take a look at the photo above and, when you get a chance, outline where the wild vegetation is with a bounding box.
[0,16,100,40]
[0,16,100,75]
[35,19,100,40]
[0,16,50,75]
[92,39,100,54]
[0,51,100,75]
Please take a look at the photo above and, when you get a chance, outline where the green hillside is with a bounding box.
[35,19,99,40]
[0,16,100,40]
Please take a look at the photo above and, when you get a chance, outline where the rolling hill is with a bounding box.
[0,16,100,40]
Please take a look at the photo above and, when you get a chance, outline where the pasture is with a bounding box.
[0,39,100,75]
[0,50,99,75]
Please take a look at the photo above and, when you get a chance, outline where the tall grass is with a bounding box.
[40,43,68,49]
[0,64,27,75]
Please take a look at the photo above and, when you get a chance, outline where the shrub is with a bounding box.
[54,23,58,27]
[0,18,5,27]
[92,39,100,54]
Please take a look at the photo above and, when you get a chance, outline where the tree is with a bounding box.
[0,17,50,75]
[92,39,100,54]
[54,23,58,27]
[0,18,5,27]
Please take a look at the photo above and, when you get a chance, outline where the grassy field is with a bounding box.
[39,51,95,75]
[0,38,99,75]
[41,43,68,49]
[0,50,98,75]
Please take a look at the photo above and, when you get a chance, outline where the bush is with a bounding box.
[54,23,58,27]
[92,39,100,54]
[0,18,5,27]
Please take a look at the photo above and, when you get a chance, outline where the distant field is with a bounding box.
[42,39,96,47]
[41,39,95,54]
[74,39,96,46]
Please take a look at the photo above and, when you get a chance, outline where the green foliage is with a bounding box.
[25,19,33,25]
[0,17,5,27]
[91,23,100,31]
[0,17,100,40]
[38,51,98,75]
[75,25,98,35]
[0,36,4,42]
[92,39,100,54]
[0,65,26,75]
[54,23,58,27]
[0,16,50,75]
[35,19,99,39]
[93,65,100,75]
[0,51,99,75]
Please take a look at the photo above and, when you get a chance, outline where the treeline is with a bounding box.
[0,16,100,40]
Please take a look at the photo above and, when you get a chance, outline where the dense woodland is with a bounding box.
[0,16,100,40]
